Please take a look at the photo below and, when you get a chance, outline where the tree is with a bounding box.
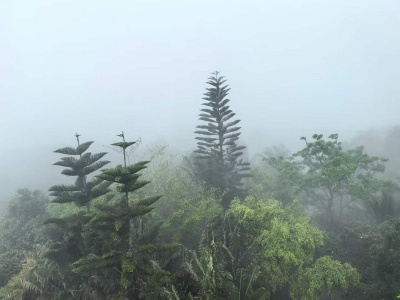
[229,196,360,299]
[48,133,111,211]
[291,256,361,300]
[192,213,269,300]
[72,132,179,299]
[44,135,111,298]
[0,189,49,288]
[268,134,393,224]
[193,71,250,209]
[0,189,49,253]
[248,144,296,205]
[352,218,400,299]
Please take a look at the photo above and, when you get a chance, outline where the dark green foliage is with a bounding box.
[44,211,91,266]
[0,189,50,290]
[193,72,250,209]
[72,132,179,299]
[0,251,24,288]
[369,188,400,223]
[50,138,111,209]
[317,219,400,299]
[367,218,400,299]
[341,219,400,299]
[43,136,111,299]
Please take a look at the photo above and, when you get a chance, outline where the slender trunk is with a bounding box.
[83,176,89,212]
[327,191,334,224]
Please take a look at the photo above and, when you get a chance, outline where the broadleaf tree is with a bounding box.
[267,134,394,224]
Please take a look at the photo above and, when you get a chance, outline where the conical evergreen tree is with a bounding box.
[72,132,179,299]
[194,72,250,209]
[49,133,111,210]
[44,134,111,298]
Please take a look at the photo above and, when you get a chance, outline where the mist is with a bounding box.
[2,1,400,298]
[2,0,399,202]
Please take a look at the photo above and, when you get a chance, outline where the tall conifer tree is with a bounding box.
[49,134,111,210]
[44,134,112,297]
[73,132,179,299]
[194,72,250,208]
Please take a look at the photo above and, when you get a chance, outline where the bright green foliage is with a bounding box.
[291,256,361,300]
[229,197,360,298]
[193,72,250,209]
[230,197,324,294]
[0,258,41,300]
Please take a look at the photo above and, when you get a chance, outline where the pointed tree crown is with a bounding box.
[193,72,250,208]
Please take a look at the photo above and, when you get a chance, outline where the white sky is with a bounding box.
[1,0,400,202]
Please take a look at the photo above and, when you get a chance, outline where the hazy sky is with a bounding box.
[1,0,400,202]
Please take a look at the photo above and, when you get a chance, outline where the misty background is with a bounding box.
[1,0,399,204]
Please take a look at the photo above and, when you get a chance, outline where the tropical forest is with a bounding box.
[1,72,400,300]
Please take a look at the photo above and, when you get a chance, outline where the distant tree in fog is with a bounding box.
[193,71,250,209]
[269,134,394,224]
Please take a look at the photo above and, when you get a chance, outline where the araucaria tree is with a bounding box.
[49,134,111,211]
[194,71,250,208]
[45,134,112,297]
[73,132,179,299]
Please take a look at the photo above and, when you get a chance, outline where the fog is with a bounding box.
[1,0,400,202]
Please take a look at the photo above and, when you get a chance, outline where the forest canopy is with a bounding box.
[0,73,399,300]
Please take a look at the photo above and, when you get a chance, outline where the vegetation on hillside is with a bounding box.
[0,73,399,299]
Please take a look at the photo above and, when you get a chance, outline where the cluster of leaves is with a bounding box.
[229,197,361,298]
[320,219,400,299]
[0,189,50,292]
[266,134,395,224]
